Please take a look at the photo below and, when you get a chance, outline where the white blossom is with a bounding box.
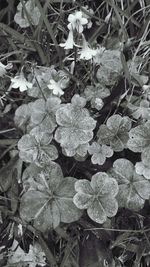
[79,38,97,60]
[93,46,106,64]
[47,79,64,96]
[11,73,32,92]
[67,11,88,33]
[79,35,97,60]
[60,29,74,49]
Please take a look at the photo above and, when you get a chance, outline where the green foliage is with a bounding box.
[111,159,150,210]
[55,94,96,152]
[7,240,46,267]
[27,66,56,98]
[96,50,122,86]
[14,96,61,133]
[14,103,32,132]
[88,142,113,165]
[73,172,118,224]
[127,121,150,152]
[62,143,89,158]
[83,83,110,110]
[18,126,58,166]
[127,98,150,120]
[20,162,82,231]
[1,0,150,265]
[135,147,150,179]
[14,0,41,28]
[97,114,131,152]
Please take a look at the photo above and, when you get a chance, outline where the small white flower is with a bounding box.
[67,11,88,33]
[0,62,12,77]
[60,29,74,49]
[79,37,97,60]
[11,73,32,92]
[93,46,106,64]
[47,79,64,96]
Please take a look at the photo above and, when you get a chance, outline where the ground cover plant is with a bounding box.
[0,0,150,266]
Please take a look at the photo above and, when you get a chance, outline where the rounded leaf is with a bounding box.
[127,122,150,152]
[20,190,50,222]
[71,94,86,107]
[14,104,31,131]
[91,172,119,197]
[112,158,150,210]
[18,135,38,163]
[100,196,118,217]
[98,115,131,152]
[55,177,83,222]
[73,193,94,209]
[117,184,145,210]
[73,172,118,224]
[55,104,96,150]
[112,158,134,183]
[87,198,107,224]
[20,167,82,230]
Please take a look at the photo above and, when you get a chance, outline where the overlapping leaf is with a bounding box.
[135,147,150,179]
[55,95,96,151]
[20,162,82,231]
[83,83,110,110]
[96,50,122,86]
[73,172,118,224]
[8,240,46,267]
[14,96,61,134]
[14,0,41,28]
[97,114,131,152]
[88,142,113,165]
[111,158,150,210]
[127,121,150,152]
[18,126,58,166]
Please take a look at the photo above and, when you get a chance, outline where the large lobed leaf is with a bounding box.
[97,114,131,152]
[55,95,96,150]
[20,162,82,231]
[18,126,58,166]
[111,158,150,210]
[73,172,118,224]
[127,121,150,152]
